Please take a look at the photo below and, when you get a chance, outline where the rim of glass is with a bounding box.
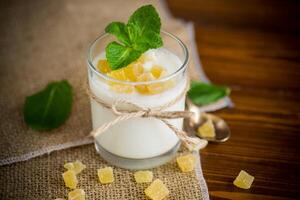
[87,30,189,85]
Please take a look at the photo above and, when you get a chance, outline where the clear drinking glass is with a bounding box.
[87,31,189,169]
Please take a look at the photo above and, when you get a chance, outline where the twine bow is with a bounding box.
[87,81,203,151]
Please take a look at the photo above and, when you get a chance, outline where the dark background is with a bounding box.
[166,0,300,199]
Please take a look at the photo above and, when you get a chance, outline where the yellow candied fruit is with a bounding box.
[62,170,78,189]
[150,65,164,79]
[108,68,128,81]
[54,198,65,200]
[134,170,153,183]
[64,160,86,175]
[124,63,144,81]
[176,154,196,172]
[147,83,166,94]
[144,179,169,200]
[97,60,111,74]
[135,72,155,94]
[197,119,216,138]
[68,189,85,200]
[97,167,114,184]
[110,84,134,94]
[233,170,254,189]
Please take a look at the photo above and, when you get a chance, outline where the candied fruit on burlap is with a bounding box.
[62,170,78,189]
[64,160,86,175]
[233,170,254,189]
[197,119,216,138]
[176,154,196,172]
[134,170,153,183]
[97,167,114,184]
[144,179,169,200]
[68,189,85,200]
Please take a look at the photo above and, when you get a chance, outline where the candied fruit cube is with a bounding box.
[108,68,128,81]
[135,73,155,95]
[124,64,144,81]
[233,170,254,189]
[97,167,114,184]
[64,162,74,170]
[145,179,169,200]
[97,60,111,74]
[54,198,65,200]
[176,154,196,172]
[148,83,165,94]
[62,170,78,189]
[64,161,86,175]
[134,170,153,183]
[68,189,85,200]
[151,65,164,79]
[197,119,216,138]
[110,84,134,94]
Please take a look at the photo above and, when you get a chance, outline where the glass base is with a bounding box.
[94,140,181,170]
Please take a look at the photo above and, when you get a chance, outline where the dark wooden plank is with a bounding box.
[166,0,300,199]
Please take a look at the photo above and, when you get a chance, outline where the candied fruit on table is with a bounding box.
[62,170,78,189]
[68,189,85,200]
[144,179,169,200]
[64,160,86,175]
[176,154,196,172]
[233,170,255,189]
[197,119,216,138]
[134,170,153,183]
[97,167,114,184]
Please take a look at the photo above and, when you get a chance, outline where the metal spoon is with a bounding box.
[184,98,231,143]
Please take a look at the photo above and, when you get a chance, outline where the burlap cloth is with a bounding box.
[0,0,231,199]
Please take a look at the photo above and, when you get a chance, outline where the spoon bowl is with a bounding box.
[184,98,231,143]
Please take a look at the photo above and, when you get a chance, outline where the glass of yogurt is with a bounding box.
[87,31,188,169]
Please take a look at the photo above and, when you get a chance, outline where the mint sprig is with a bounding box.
[105,5,163,70]
[188,81,230,106]
[23,80,73,131]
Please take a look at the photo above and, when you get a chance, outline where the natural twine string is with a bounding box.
[86,80,202,151]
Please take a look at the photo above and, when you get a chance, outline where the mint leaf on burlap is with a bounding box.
[188,81,230,106]
[23,80,73,131]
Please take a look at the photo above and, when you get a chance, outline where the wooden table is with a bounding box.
[167,0,300,199]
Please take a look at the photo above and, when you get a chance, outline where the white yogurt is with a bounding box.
[89,48,187,159]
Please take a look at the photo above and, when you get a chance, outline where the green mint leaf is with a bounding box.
[105,4,163,69]
[127,5,161,42]
[106,41,141,70]
[105,22,131,46]
[187,81,230,106]
[23,80,73,131]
